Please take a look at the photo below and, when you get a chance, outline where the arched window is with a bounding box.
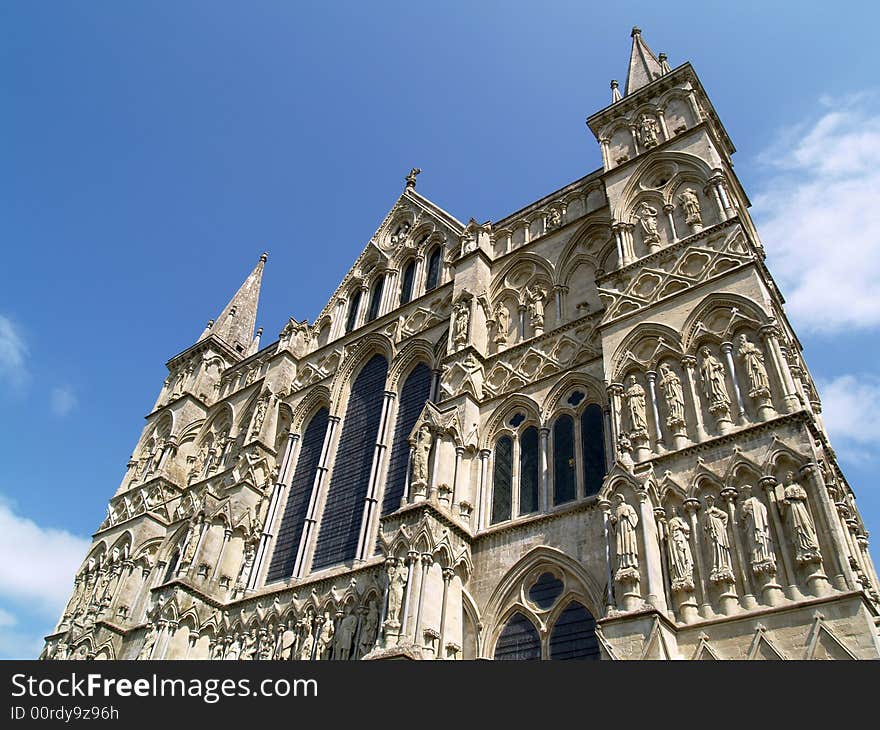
[491,436,513,524]
[345,290,362,334]
[312,354,388,571]
[381,364,432,516]
[425,247,442,291]
[494,613,541,660]
[366,276,384,323]
[265,408,330,582]
[552,415,576,505]
[581,404,605,496]
[548,602,600,660]
[519,426,539,515]
[399,260,416,306]
[163,549,180,584]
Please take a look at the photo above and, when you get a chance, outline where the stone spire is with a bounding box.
[209,252,267,355]
[625,26,663,96]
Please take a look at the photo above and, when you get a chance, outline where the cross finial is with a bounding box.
[405,168,422,189]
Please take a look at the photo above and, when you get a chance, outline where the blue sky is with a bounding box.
[2,2,880,658]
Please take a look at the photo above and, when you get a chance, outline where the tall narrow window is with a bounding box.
[163,549,180,584]
[265,408,329,582]
[491,436,513,524]
[494,613,541,660]
[519,426,539,515]
[381,364,431,517]
[552,415,576,505]
[345,290,362,334]
[312,355,388,571]
[425,247,441,291]
[581,404,606,496]
[549,602,600,660]
[366,276,384,323]
[399,260,415,306]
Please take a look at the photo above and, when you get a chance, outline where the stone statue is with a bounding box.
[298,622,315,660]
[359,600,380,656]
[667,508,694,590]
[138,626,157,660]
[740,485,775,573]
[547,207,562,230]
[332,611,357,660]
[782,472,821,564]
[224,634,241,660]
[493,302,509,346]
[525,285,547,330]
[240,632,257,660]
[639,114,660,148]
[461,352,484,399]
[624,374,648,435]
[610,494,639,579]
[637,202,661,246]
[178,515,203,573]
[315,612,334,660]
[699,346,731,411]
[678,188,702,227]
[385,561,407,626]
[210,640,225,660]
[277,623,296,660]
[249,391,272,441]
[189,443,208,483]
[411,425,433,486]
[405,167,421,188]
[703,495,734,583]
[658,363,685,426]
[452,300,469,349]
[390,221,410,246]
[737,334,770,395]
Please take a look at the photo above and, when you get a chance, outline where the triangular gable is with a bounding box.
[691,632,721,660]
[805,613,857,660]
[640,617,675,660]
[747,624,786,660]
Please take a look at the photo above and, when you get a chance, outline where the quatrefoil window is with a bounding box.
[509,413,526,428]
[567,390,585,407]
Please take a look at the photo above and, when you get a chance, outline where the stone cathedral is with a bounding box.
[44,29,880,661]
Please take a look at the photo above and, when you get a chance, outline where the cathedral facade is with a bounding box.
[44,29,880,661]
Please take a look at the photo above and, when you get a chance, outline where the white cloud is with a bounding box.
[50,385,78,417]
[0,315,28,390]
[0,607,16,627]
[753,92,880,333]
[815,374,880,458]
[0,497,90,616]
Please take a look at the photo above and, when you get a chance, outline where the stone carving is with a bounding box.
[248,389,274,442]
[298,621,315,660]
[410,425,433,491]
[224,633,241,660]
[138,625,157,660]
[452,299,470,350]
[359,599,380,656]
[782,472,822,565]
[678,188,702,229]
[315,612,334,660]
[667,508,694,591]
[493,302,509,347]
[637,202,661,246]
[699,346,731,414]
[624,375,648,435]
[405,167,421,188]
[658,363,685,427]
[737,334,770,395]
[740,485,776,574]
[240,631,257,660]
[610,494,639,581]
[178,514,203,574]
[333,611,357,660]
[703,495,734,583]
[638,113,660,148]
[546,207,562,231]
[525,285,547,334]
[385,561,407,627]
[390,221,411,246]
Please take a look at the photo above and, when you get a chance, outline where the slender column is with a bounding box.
[452,446,464,506]
[664,204,678,242]
[712,174,736,218]
[539,427,550,512]
[599,498,615,614]
[707,179,726,220]
[628,125,640,155]
[721,342,747,424]
[680,356,708,441]
[380,270,398,316]
[721,488,756,609]
[477,449,491,530]
[293,415,340,577]
[645,371,665,451]
[656,108,670,139]
[414,553,433,646]
[399,550,418,642]
[521,220,531,245]
[602,406,614,472]
[210,528,231,582]
[331,299,346,339]
[636,490,668,612]
[413,255,426,298]
[684,498,711,617]
[518,304,527,342]
[760,325,800,412]
[185,631,199,660]
[356,391,396,560]
[759,476,801,600]
[599,138,611,169]
[429,369,441,402]
[800,463,855,591]
[437,567,454,660]
[613,225,625,267]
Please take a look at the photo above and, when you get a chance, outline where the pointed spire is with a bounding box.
[209,253,267,355]
[247,327,263,357]
[625,26,663,96]
[610,79,622,103]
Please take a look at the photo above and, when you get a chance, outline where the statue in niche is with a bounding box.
[610,494,640,580]
[624,374,648,435]
[737,334,770,395]
[385,561,407,627]
[235,539,257,592]
[258,631,274,660]
[390,221,411,246]
[224,634,241,660]
[248,390,273,441]
[525,285,547,331]
[178,514,203,574]
[333,611,358,661]
[411,425,433,487]
[740,485,776,573]
[277,623,296,660]
[678,188,703,227]
[188,443,208,483]
[658,363,686,426]
[637,202,661,246]
[452,299,470,350]
[240,632,257,660]
[667,507,694,590]
[138,626,157,660]
[639,113,660,148]
[359,600,380,656]
[493,302,509,347]
[298,619,315,660]
[782,472,822,564]
[315,612,334,660]
[703,495,734,583]
[699,346,731,411]
[547,207,562,230]
[52,642,70,660]
[210,640,225,660]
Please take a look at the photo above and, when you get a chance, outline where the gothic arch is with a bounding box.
[328,333,394,409]
[196,402,234,446]
[681,293,770,352]
[387,338,435,389]
[481,393,543,449]
[610,321,684,381]
[617,151,715,219]
[489,252,555,302]
[290,385,331,434]
[541,370,607,420]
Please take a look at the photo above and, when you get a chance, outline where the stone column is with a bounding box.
[477,449,491,530]
[437,567,454,660]
[399,550,418,643]
[760,324,800,413]
[684,498,711,618]
[707,178,727,221]
[664,204,678,242]
[759,476,802,601]
[645,371,665,451]
[598,499,616,615]
[356,391,396,560]
[599,138,611,169]
[681,356,709,441]
[720,488,756,609]
[636,490,668,613]
[608,383,632,466]
[539,427,550,512]
[210,527,231,582]
[413,553,433,646]
[721,342,747,424]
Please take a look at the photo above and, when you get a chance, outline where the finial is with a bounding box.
[207,319,214,327]
[405,167,421,189]
[610,79,622,103]
[256,327,263,336]
[658,52,671,74]
[631,26,641,37]
[260,252,268,263]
